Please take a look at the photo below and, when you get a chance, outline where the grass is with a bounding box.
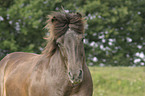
[89,67,145,96]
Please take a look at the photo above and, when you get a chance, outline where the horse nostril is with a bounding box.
[69,72,74,80]
[69,72,72,77]
[79,70,82,77]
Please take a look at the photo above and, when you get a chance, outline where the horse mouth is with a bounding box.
[69,79,82,87]
[71,82,81,87]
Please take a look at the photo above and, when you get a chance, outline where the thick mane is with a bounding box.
[42,12,85,57]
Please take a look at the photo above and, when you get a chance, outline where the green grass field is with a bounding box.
[89,67,145,96]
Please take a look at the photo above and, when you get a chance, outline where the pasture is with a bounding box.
[89,67,145,96]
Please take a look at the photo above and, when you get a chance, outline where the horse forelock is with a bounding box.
[43,12,85,57]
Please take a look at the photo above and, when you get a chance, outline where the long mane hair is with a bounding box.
[42,12,85,57]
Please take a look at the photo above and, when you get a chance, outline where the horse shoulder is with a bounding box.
[0,52,41,96]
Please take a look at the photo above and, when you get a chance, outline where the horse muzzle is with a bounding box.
[68,70,83,85]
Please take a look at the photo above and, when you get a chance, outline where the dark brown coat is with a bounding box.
[0,12,93,96]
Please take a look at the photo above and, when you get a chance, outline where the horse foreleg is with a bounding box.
[0,75,1,96]
[0,69,4,96]
[0,72,5,96]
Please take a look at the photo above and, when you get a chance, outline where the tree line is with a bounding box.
[0,0,145,66]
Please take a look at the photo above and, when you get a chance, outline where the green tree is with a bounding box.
[0,0,55,59]
[79,0,145,66]
[0,0,145,66]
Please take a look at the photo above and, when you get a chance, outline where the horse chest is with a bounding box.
[29,71,73,96]
[29,80,73,96]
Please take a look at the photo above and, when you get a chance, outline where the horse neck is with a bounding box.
[46,49,66,76]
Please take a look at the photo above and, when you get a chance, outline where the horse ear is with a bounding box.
[51,16,57,23]
[76,12,82,18]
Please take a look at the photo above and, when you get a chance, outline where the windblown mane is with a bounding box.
[42,12,85,57]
